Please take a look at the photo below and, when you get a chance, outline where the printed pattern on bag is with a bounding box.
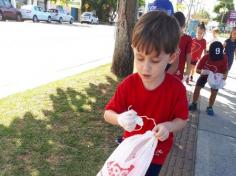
[107,161,134,176]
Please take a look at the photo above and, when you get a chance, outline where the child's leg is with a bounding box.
[206,88,218,116]
[189,75,207,111]
[209,88,218,107]
[192,75,208,102]
[192,86,201,103]
[190,63,197,81]
[190,64,195,77]
[145,164,162,176]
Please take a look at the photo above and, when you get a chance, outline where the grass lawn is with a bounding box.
[0,64,122,176]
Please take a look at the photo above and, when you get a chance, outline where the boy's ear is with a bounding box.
[169,49,180,64]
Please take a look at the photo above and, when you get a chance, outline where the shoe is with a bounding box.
[206,107,214,116]
[189,103,197,111]
[115,136,123,144]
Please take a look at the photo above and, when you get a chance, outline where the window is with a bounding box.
[3,0,11,8]
[0,0,4,6]
[38,7,43,12]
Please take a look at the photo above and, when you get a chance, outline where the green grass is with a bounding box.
[0,64,122,176]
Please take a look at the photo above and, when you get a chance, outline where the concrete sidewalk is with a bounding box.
[160,63,236,176]
[195,63,236,176]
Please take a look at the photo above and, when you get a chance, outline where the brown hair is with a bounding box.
[132,11,180,56]
[197,22,206,31]
[174,11,186,28]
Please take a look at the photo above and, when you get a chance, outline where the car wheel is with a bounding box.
[33,15,38,22]
[59,17,62,24]
[47,16,51,23]
[16,14,22,22]
[0,12,4,21]
[69,18,73,24]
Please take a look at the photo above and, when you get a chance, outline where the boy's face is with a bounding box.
[133,47,177,89]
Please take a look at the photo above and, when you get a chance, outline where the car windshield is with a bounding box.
[83,13,91,16]
[3,0,11,7]
[21,5,31,10]
[0,0,4,6]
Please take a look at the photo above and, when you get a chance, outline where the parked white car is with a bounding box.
[20,5,51,23]
[48,8,73,24]
[80,12,98,24]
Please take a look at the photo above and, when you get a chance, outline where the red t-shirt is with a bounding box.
[175,34,192,80]
[197,54,228,73]
[191,38,206,62]
[105,73,189,165]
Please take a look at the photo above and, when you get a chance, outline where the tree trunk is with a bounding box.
[44,0,48,11]
[111,0,137,78]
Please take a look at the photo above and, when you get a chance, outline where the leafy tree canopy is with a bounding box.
[81,0,145,22]
[213,0,235,23]
[192,9,210,23]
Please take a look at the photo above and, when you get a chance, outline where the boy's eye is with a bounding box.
[137,57,144,61]
[152,59,160,63]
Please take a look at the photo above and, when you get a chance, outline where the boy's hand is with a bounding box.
[117,110,138,132]
[201,69,210,75]
[152,123,170,141]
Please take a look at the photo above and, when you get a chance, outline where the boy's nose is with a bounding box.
[143,60,151,72]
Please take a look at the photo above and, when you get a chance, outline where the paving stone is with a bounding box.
[159,90,199,176]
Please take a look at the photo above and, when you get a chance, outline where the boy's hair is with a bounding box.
[209,41,224,61]
[174,11,186,28]
[132,11,180,55]
[197,22,206,31]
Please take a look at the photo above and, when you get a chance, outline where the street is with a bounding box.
[0,21,115,98]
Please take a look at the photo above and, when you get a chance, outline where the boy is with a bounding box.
[189,41,228,116]
[168,11,192,81]
[104,11,188,176]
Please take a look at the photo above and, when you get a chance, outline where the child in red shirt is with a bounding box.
[104,11,188,176]
[189,41,228,116]
[172,11,192,81]
[190,22,207,81]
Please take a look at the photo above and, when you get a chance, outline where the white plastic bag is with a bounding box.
[201,69,210,75]
[97,131,158,176]
[207,71,225,89]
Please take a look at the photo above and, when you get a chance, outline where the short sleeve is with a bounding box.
[105,82,127,113]
[173,85,188,120]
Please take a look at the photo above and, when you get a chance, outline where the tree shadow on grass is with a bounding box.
[0,76,121,176]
